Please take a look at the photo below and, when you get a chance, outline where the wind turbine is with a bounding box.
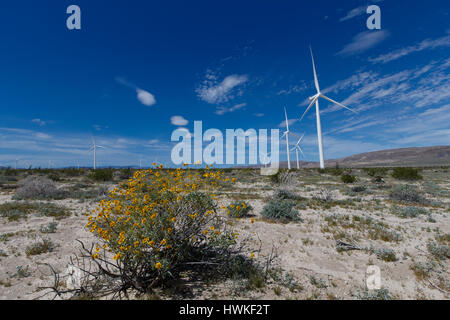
[88,135,105,170]
[300,46,357,169]
[290,134,305,169]
[281,106,298,170]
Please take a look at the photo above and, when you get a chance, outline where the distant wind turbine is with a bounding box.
[89,135,105,170]
[290,134,305,169]
[300,46,357,169]
[281,106,298,170]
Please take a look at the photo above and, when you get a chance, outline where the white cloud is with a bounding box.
[278,118,298,128]
[337,30,389,56]
[339,6,366,22]
[196,74,248,104]
[136,89,156,106]
[369,32,450,63]
[253,113,264,117]
[215,103,247,115]
[116,77,156,106]
[170,115,189,126]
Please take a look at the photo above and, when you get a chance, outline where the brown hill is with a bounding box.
[278,146,450,168]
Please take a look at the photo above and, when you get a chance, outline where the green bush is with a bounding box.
[364,168,388,177]
[427,242,450,260]
[341,174,356,184]
[391,167,422,180]
[88,169,114,182]
[226,201,253,218]
[261,199,300,222]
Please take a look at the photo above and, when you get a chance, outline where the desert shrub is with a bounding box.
[274,188,303,201]
[389,185,428,204]
[88,169,114,182]
[317,168,326,174]
[364,168,388,178]
[427,242,450,260]
[14,176,66,200]
[356,287,392,300]
[47,173,61,182]
[25,238,54,256]
[341,174,356,184]
[410,261,434,280]
[351,185,367,193]
[226,201,253,218]
[391,206,429,218]
[270,169,295,185]
[260,199,300,222]
[375,248,397,262]
[313,188,334,203]
[391,167,422,181]
[54,166,262,298]
[40,222,58,234]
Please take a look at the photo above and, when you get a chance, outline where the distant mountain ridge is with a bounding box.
[284,145,450,168]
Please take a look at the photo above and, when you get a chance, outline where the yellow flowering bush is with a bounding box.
[226,201,253,218]
[83,165,239,294]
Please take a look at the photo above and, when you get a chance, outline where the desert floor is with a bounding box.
[0,167,448,300]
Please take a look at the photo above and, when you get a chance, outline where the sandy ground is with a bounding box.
[0,169,448,300]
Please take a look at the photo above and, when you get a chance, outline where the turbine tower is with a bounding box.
[281,106,298,170]
[290,134,305,169]
[89,135,105,170]
[300,46,356,169]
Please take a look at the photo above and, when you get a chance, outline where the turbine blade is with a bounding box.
[299,96,318,122]
[320,94,356,113]
[284,106,289,131]
[310,46,320,93]
[298,146,305,157]
[296,133,305,146]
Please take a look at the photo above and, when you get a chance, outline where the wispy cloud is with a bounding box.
[339,6,366,22]
[196,74,248,104]
[115,77,156,106]
[215,102,247,115]
[277,82,308,95]
[369,32,450,63]
[321,58,450,114]
[337,30,389,56]
[31,119,47,126]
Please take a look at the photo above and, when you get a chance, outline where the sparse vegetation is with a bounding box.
[25,238,55,256]
[389,184,428,204]
[392,167,422,181]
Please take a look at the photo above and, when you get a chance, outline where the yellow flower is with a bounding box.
[142,237,149,244]
[148,240,155,246]
[113,252,122,260]
[92,253,99,259]
[160,239,167,245]
[251,253,255,259]
[155,262,162,269]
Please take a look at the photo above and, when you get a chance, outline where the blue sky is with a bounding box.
[0,0,449,168]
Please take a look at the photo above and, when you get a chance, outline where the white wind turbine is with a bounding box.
[300,46,357,169]
[281,106,298,170]
[88,135,105,170]
[290,134,305,169]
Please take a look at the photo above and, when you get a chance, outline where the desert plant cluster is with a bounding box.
[0,165,448,300]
